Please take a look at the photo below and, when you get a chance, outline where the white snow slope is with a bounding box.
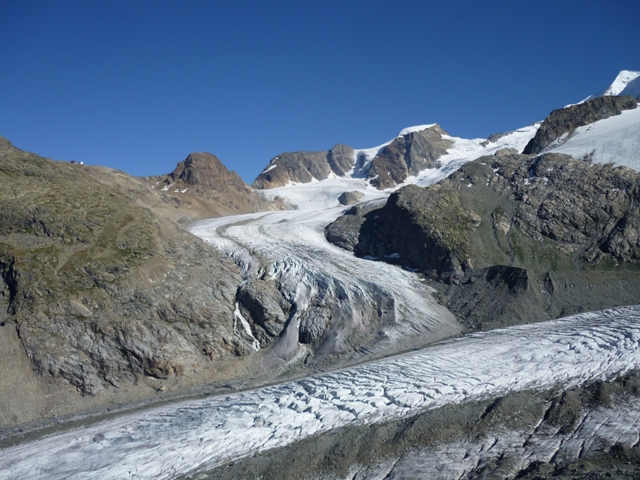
[2,306,640,479]
[585,70,640,100]
[545,105,640,170]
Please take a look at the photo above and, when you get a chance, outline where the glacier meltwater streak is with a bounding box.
[1,306,640,479]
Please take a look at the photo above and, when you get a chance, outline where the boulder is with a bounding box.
[337,191,364,206]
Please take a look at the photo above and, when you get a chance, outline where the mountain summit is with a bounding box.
[251,70,640,211]
[584,69,640,101]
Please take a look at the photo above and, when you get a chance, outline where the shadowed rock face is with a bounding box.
[522,95,638,155]
[326,152,640,330]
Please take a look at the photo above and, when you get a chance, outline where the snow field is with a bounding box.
[545,106,640,171]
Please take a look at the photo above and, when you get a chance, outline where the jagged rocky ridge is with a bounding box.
[252,145,355,189]
[252,124,452,190]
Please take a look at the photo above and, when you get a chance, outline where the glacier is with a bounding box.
[2,70,639,480]
[1,306,640,479]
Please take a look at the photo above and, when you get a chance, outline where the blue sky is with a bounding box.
[1,0,638,183]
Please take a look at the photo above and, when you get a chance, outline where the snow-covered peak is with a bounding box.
[398,124,438,136]
[545,106,640,170]
[602,70,640,97]
[258,123,539,211]
[581,70,640,103]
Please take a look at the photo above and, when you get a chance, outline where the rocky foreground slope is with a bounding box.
[0,137,276,428]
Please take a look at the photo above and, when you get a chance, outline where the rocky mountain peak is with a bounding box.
[366,124,453,189]
[252,144,356,190]
[169,152,245,190]
[600,70,640,98]
[252,124,454,191]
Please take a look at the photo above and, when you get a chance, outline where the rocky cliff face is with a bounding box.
[326,151,640,330]
[367,125,453,189]
[252,125,453,190]
[252,144,355,189]
[522,95,637,155]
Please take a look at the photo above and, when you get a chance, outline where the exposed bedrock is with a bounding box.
[252,125,454,190]
[367,124,453,189]
[252,144,355,189]
[326,151,640,330]
[0,137,262,404]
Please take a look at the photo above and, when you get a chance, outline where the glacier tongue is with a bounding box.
[189,206,462,367]
[2,306,640,479]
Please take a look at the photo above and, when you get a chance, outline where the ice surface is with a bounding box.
[189,204,461,361]
[2,306,640,479]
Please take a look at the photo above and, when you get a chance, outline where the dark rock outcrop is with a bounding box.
[253,144,355,189]
[326,152,640,329]
[237,278,290,346]
[522,96,638,155]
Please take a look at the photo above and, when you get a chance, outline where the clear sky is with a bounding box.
[1,0,638,183]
